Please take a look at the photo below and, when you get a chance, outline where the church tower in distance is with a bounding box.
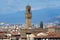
[25,5,32,28]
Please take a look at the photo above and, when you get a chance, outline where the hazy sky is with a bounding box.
[0,0,60,14]
[0,0,60,24]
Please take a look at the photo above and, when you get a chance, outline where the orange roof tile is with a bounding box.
[34,32,60,38]
[46,26,60,28]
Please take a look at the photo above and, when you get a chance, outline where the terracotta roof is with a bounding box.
[0,31,7,33]
[11,31,20,35]
[46,26,60,28]
[34,36,60,38]
[34,32,60,38]
[0,31,9,39]
[21,36,27,39]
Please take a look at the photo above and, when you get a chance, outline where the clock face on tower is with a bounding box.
[26,13,32,19]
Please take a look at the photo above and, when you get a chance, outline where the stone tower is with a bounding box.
[25,5,32,28]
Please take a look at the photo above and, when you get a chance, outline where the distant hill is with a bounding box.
[50,16,60,23]
[32,8,60,23]
[0,8,60,24]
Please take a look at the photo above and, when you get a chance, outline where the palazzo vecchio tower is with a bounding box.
[25,5,32,28]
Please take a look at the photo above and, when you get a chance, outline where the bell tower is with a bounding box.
[25,5,32,28]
